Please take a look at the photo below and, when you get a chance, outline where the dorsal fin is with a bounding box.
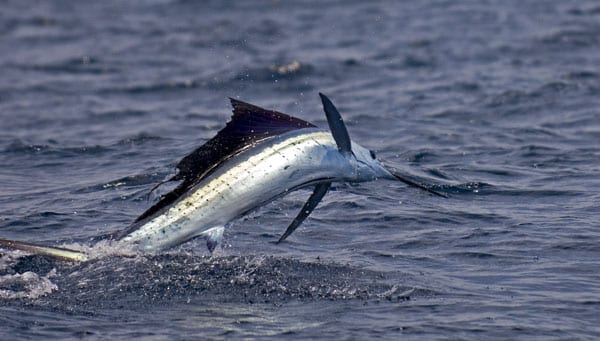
[128,99,316,226]
[174,99,315,183]
[319,93,352,156]
[174,98,315,184]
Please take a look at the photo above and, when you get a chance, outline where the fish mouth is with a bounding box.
[384,165,448,198]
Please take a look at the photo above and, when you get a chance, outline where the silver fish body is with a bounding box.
[0,94,445,262]
[121,128,393,252]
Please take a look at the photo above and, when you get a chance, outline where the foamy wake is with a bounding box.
[0,240,141,299]
[0,252,58,299]
[61,239,140,260]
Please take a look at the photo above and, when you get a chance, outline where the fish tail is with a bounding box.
[0,238,88,262]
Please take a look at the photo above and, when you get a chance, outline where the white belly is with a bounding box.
[121,130,353,252]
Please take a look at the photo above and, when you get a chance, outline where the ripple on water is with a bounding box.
[0,254,437,312]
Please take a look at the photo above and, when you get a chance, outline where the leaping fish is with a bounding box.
[0,93,446,262]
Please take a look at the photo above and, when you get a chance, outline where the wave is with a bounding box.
[0,253,435,310]
[3,139,113,157]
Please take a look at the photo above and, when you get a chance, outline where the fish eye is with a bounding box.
[369,150,377,159]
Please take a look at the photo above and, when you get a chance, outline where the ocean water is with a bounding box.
[1,0,600,339]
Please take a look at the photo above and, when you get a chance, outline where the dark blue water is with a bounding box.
[1,0,600,339]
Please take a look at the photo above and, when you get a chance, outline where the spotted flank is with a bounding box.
[0,94,446,261]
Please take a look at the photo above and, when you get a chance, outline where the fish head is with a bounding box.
[349,142,395,181]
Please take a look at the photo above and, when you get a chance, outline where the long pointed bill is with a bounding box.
[385,166,448,198]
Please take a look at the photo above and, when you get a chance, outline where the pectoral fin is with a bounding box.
[277,182,331,243]
[319,93,352,156]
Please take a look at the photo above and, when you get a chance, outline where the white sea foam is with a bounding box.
[0,270,58,299]
[61,240,139,260]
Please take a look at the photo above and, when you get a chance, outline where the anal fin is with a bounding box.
[200,226,225,253]
[277,182,331,243]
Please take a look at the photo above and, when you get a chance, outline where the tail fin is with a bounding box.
[0,238,88,262]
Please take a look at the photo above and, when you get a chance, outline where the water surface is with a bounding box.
[1,0,600,339]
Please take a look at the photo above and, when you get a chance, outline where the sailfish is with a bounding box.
[0,93,445,262]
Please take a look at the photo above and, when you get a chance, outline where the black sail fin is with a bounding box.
[129,99,316,227]
[277,182,331,243]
